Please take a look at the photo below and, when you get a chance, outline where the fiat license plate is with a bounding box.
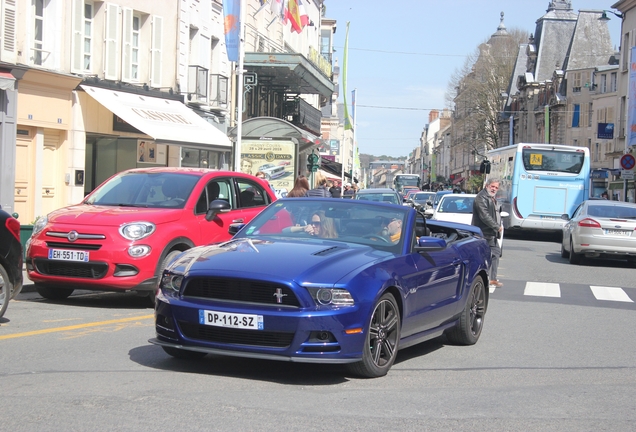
[199,310,264,330]
[48,249,89,262]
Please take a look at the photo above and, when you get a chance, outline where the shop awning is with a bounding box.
[452,177,465,185]
[244,53,334,98]
[81,85,231,148]
[0,71,15,90]
[228,116,319,152]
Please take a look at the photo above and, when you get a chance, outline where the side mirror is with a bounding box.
[415,236,446,252]
[205,199,232,221]
[228,223,246,235]
[424,209,434,216]
[560,213,570,221]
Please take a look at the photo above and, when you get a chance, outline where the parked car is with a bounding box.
[408,191,436,210]
[426,194,508,250]
[150,198,492,378]
[0,209,23,318]
[561,200,636,265]
[258,163,286,180]
[353,188,402,205]
[25,168,276,304]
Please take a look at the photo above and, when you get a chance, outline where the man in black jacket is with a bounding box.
[472,178,503,288]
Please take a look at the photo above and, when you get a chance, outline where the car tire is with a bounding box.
[568,238,582,265]
[347,292,401,378]
[162,346,207,360]
[446,276,487,345]
[35,284,74,300]
[0,264,11,318]
[150,250,183,307]
[560,240,569,258]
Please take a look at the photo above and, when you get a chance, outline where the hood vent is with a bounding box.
[312,246,343,257]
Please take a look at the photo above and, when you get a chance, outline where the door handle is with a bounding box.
[452,258,462,266]
[232,218,244,223]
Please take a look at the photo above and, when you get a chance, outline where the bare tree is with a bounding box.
[449,28,528,152]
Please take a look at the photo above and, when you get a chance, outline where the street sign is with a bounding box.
[622,170,634,180]
[620,154,635,170]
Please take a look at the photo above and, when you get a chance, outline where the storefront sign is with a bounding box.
[597,123,614,139]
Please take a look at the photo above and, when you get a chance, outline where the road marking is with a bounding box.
[0,314,154,341]
[524,282,561,297]
[590,286,634,303]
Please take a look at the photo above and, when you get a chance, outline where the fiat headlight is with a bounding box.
[119,222,155,240]
[307,287,354,306]
[32,215,48,236]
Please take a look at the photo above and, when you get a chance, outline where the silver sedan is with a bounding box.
[561,200,636,265]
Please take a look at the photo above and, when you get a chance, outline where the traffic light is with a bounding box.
[480,160,491,174]
[307,153,320,172]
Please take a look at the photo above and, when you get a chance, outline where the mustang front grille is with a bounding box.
[33,258,108,279]
[178,321,294,348]
[182,277,300,307]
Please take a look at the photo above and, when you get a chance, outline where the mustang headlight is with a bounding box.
[307,287,354,306]
[119,222,156,240]
[160,273,184,292]
[32,215,48,236]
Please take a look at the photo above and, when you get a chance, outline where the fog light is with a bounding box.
[128,245,151,257]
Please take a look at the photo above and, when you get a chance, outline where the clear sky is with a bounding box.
[324,0,622,158]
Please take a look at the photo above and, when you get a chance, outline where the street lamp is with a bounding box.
[599,10,623,21]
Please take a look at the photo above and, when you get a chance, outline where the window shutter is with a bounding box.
[121,7,132,81]
[607,106,614,122]
[0,0,17,63]
[104,3,120,80]
[150,15,163,88]
[70,0,83,72]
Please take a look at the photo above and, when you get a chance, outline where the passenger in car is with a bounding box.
[283,211,337,238]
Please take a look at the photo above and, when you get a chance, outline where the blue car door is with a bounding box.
[401,235,463,337]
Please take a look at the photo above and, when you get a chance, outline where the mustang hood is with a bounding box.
[171,238,392,286]
[46,204,183,227]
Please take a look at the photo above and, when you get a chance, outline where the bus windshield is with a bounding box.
[522,148,585,174]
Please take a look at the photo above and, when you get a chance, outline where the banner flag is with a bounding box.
[223,0,240,62]
[287,0,302,32]
[343,22,353,131]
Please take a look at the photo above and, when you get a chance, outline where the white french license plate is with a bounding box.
[199,310,264,330]
[48,249,90,262]
[541,216,557,220]
[604,229,631,236]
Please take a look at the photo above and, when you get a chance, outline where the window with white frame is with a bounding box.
[72,0,94,72]
[33,0,44,65]
[610,72,617,92]
[131,15,140,80]
[600,74,607,93]
[83,3,93,70]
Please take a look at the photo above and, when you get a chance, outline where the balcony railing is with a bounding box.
[284,97,321,136]
[209,74,228,108]
[187,65,208,103]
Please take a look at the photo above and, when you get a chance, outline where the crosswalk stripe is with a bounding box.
[590,286,634,303]
[524,282,561,297]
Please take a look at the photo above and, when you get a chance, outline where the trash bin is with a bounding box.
[20,225,33,260]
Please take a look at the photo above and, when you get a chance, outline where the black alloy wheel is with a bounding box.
[348,293,401,378]
[446,276,486,345]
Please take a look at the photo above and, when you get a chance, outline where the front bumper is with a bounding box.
[153,294,368,364]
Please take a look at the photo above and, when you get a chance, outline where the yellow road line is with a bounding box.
[0,314,154,340]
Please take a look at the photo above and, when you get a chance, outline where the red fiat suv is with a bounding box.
[25,168,276,304]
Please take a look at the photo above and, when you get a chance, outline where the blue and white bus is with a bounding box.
[487,143,590,232]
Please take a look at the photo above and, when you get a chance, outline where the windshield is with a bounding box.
[414,193,434,201]
[438,196,474,214]
[395,176,420,186]
[234,199,409,253]
[522,148,586,174]
[85,172,199,209]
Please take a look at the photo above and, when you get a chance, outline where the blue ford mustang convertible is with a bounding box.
[150,198,491,377]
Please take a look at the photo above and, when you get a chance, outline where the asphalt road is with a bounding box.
[2,235,635,431]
